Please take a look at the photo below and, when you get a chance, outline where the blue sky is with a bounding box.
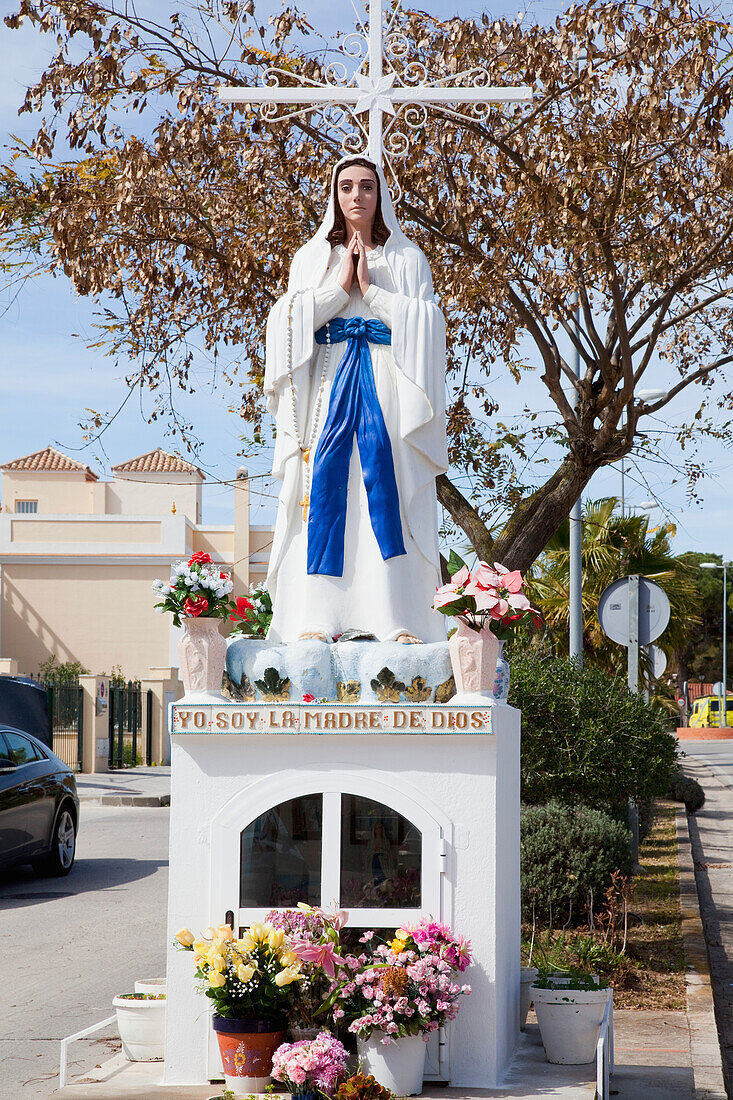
[1,0,732,557]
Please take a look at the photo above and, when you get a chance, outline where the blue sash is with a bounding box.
[307,316,406,577]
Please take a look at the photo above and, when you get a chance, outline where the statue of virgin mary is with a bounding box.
[264,155,448,644]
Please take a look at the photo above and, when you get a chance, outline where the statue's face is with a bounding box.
[336,165,379,229]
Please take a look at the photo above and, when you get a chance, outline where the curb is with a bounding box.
[79,794,171,807]
[675,804,728,1099]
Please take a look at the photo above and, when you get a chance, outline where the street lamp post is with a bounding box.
[700,561,730,729]
[569,295,583,665]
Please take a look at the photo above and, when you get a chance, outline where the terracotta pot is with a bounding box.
[177,617,227,699]
[448,618,501,701]
[212,1016,286,1094]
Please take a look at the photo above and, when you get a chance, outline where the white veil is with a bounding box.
[264,155,448,593]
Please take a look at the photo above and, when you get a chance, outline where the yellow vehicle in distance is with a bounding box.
[689,694,733,728]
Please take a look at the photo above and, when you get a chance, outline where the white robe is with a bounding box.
[264,162,449,644]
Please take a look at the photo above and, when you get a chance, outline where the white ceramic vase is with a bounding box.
[519,966,538,1030]
[113,994,166,1061]
[357,1033,426,1095]
[177,616,227,699]
[492,639,510,702]
[532,985,610,1064]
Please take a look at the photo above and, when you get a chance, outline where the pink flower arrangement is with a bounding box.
[265,906,352,1030]
[271,1032,349,1095]
[397,919,472,973]
[433,553,541,639]
[329,923,472,1043]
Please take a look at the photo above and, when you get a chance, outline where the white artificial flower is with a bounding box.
[152,579,164,592]
[154,605,166,614]
[161,585,172,596]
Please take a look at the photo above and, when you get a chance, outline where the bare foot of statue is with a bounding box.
[395,633,423,644]
[299,630,330,642]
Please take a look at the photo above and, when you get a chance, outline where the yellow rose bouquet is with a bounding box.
[175,921,303,1022]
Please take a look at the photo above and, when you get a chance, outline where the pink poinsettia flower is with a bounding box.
[501,570,525,594]
[489,599,510,619]
[507,592,531,612]
[452,565,471,586]
[466,584,501,612]
[470,561,501,590]
[290,940,345,978]
[432,584,463,610]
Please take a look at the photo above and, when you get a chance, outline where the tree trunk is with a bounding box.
[492,458,589,571]
[436,474,495,561]
[437,458,591,573]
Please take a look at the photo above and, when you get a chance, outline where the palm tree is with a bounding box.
[530,498,697,684]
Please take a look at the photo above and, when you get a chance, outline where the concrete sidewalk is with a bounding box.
[680,744,733,1098]
[55,1011,695,1099]
[76,766,171,806]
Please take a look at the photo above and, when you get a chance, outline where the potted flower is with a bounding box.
[175,922,301,1094]
[531,971,610,1064]
[335,1072,393,1100]
[432,553,540,701]
[335,921,471,1096]
[271,1031,350,1097]
[112,991,166,1061]
[266,906,337,1040]
[153,552,240,698]
[229,583,273,639]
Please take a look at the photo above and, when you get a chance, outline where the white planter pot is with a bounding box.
[134,978,166,995]
[113,995,166,1061]
[519,967,538,1030]
[357,1033,426,1095]
[531,985,610,1064]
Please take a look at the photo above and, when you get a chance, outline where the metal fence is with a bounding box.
[45,682,84,772]
[108,682,149,769]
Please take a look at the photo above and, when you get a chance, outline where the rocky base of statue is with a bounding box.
[225,637,458,705]
[225,636,509,706]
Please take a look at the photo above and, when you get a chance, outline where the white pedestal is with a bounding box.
[164,700,521,1089]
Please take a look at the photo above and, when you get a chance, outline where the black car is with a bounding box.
[0,727,79,875]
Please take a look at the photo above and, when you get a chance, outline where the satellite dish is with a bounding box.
[598,577,671,646]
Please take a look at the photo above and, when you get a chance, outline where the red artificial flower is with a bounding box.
[302,693,316,703]
[183,595,209,617]
[229,596,254,622]
[188,551,213,567]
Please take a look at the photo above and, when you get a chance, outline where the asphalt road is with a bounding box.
[0,804,170,1099]
[679,738,733,778]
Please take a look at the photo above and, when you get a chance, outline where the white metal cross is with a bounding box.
[218,0,531,173]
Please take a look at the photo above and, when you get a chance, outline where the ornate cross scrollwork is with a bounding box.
[219,0,531,200]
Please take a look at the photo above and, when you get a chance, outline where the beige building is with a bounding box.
[0,446,272,680]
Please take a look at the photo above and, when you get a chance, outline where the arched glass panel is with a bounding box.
[239,794,322,907]
[340,795,421,908]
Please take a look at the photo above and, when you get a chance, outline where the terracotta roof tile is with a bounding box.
[112,448,204,478]
[1,446,98,480]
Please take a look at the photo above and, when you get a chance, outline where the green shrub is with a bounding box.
[508,646,678,810]
[667,771,705,813]
[521,801,632,922]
